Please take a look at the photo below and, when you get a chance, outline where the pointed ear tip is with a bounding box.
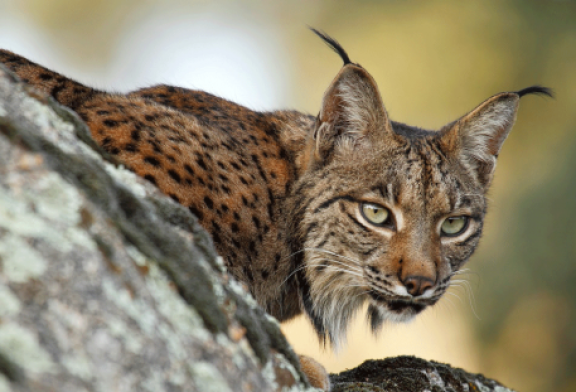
[341,63,367,74]
[476,92,520,112]
[326,63,378,93]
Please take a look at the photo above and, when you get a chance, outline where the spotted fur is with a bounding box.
[0,34,550,351]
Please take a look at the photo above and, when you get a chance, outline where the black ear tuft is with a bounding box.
[516,85,554,98]
[309,27,352,65]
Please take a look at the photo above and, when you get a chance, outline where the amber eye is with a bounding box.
[361,203,391,226]
[440,216,469,236]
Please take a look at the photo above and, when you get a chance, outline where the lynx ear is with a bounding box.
[304,64,392,169]
[440,86,552,188]
[440,92,520,188]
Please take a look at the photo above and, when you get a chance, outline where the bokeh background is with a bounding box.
[1,1,574,391]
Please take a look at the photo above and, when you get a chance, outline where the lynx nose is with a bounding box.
[402,275,434,297]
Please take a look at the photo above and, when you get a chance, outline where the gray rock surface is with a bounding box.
[0,64,515,392]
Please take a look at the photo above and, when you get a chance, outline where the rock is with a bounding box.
[0,64,515,392]
[330,356,515,392]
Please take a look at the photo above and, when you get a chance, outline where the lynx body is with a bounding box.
[0,30,550,391]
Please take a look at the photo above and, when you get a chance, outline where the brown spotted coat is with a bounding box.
[0,45,549,349]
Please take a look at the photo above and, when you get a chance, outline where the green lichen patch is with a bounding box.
[103,163,147,199]
[0,168,95,255]
[190,362,232,392]
[0,234,47,283]
[32,172,82,225]
[106,316,144,354]
[102,278,159,335]
[61,354,94,380]
[0,186,53,239]
[0,285,21,318]
[140,369,169,392]
[0,323,56,374]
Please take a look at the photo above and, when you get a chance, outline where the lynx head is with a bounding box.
[289,29,552,347]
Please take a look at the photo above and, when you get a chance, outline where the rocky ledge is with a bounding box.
[0,65,514,392]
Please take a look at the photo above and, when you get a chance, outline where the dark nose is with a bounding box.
[402,275,434,297]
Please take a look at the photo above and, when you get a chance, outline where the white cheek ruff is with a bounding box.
[371,304,417,324]
[305,252,368,350]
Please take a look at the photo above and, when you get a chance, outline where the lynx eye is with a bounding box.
[440,216,469,236]
[361,203,390,226]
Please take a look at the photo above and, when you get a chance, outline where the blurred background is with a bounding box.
[0,1,574,391]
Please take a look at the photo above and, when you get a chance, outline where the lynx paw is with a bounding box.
[298,355,330,391]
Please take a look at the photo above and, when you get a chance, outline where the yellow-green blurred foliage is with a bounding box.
[1,1,574,391]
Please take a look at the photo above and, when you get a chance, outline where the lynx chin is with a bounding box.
[0,28,552,391]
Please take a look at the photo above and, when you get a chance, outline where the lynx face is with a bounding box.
[293,125,488,345]
[288,31,550,346]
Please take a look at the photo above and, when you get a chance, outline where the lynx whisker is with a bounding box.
[440,295,458,314]
[275,247,365,291]
[280,247,363,268]
[451,278,475,295]
[447,282,469,298]
[315,264,365,279]
[278,262,363,288]
[452,268,479,279]
[313,258,363,273]
[444,290,464,304]
[342,284,370,299]
[367,285,398,299]
[303,247,363,267]
[449,279,480,320]
[280,248,309,263]
[344,284,370,292]
[274,249,354,286]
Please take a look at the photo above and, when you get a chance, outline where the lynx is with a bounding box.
[0,29,551,390]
